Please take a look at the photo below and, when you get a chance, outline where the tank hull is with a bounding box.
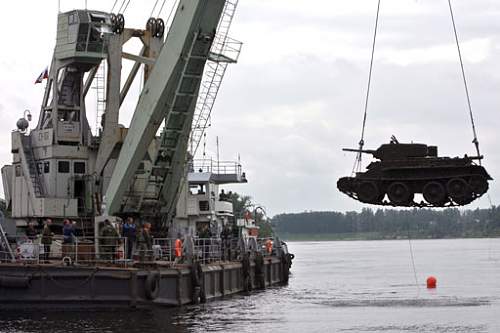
[338,162,491,207]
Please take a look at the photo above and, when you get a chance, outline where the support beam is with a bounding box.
[94,35,123,176]
[122,52,156,66]
[105,0,226,215]
[120,46,146,106]
[83,65,99,98]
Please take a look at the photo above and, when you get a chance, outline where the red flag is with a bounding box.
[35,67,49,84]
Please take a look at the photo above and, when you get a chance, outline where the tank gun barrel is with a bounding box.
[342,148,376,154]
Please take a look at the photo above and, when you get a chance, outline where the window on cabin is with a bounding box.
[74,161,85,174]
[44,161,50,174]
[58,161,70,173]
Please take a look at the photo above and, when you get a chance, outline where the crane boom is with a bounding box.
[105,0,226,215]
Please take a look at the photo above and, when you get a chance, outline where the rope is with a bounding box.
[40,267,99,290]
[447,0,482,164]
[407,220,420,296]
[352,0,381,175]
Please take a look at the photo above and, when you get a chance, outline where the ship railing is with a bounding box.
[194,238,222,265]
[190,159,243,176]
[69,237,130,266]
[0,235,132,266]
[0,236,43,264]
[153,238,177,263]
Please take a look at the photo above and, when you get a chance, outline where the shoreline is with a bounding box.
[277,232,500,242]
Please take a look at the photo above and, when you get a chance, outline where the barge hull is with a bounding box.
[0,257,287,308]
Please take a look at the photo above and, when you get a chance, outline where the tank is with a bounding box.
[337,141,492,207]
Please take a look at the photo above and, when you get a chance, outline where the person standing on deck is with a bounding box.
[41,219,54,262]
[26,222,37,240]
[62,219,75,244]
[136,223,153,261]
[122,217,137,259]
[100,219,120,262]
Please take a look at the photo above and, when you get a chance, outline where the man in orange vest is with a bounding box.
[174,233,183,264]
[265,239,273,255]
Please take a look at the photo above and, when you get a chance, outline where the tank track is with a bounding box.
[339,188,485,208]
[337,175,489,208]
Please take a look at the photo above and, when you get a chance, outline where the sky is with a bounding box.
[0,0,499,216]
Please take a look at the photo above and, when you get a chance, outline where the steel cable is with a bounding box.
[447,0,482,163]
[110,0,119,12]
[157,0,169,18]
[352,0,381,175]
[150,0,160,18]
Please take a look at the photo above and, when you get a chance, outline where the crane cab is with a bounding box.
[55,10,114,63]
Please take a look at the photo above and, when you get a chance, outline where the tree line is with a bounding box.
[272,206,500,239]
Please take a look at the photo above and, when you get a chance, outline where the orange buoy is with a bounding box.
[426,276,437,289]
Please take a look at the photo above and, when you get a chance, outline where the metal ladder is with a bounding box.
[21,136,45,197]
[93,62,106,134]
[189,0,241,156]
[135,31,210,212]
[0,212,15,262]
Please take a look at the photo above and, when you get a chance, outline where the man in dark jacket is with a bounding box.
[122,217,137,260]
[41,219,54,262]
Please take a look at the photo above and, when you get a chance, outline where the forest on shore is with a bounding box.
[272,206,500,241]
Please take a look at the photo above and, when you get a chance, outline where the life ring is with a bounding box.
[288,253,295,260]
[145,272,160,300]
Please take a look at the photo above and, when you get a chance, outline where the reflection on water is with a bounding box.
[1,239,500,333]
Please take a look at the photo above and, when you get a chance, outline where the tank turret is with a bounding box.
[338,140,492,207]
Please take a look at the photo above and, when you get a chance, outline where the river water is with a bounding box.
[1,238,500,332]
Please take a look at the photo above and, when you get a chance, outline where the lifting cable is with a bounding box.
[121,0,132,14]
[352,0,483,175]
[352,0,381,175]
[149,0,160,18]
[447,0,482,164]
[150,0,169,18]
[110,0,119,12]
[157,0,169,18]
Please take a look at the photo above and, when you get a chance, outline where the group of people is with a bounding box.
[24,219,58,262]
[218,189,233,202]
[100,217,154,262]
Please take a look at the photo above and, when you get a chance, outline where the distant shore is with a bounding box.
[277,232,500,242]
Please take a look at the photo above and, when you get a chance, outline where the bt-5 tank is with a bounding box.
[337,141,492,207]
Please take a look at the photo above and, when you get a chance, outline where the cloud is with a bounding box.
[0,0,499,215]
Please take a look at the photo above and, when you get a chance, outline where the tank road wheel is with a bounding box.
[423,181,446,206]
[356,181,380,204]
[469,175,489,195]
[446,178,469,202]
[387,182,413,206]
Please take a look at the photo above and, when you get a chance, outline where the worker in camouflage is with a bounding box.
[136,223,153,261]
[100,219,120,262]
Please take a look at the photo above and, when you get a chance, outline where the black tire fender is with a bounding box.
[145,272,160,300]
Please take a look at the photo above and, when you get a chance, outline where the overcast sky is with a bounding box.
[0,0,499,216]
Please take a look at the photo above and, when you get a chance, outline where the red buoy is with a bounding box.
[426,276,437,289]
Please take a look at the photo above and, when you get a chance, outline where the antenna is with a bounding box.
[216,136,220,174]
